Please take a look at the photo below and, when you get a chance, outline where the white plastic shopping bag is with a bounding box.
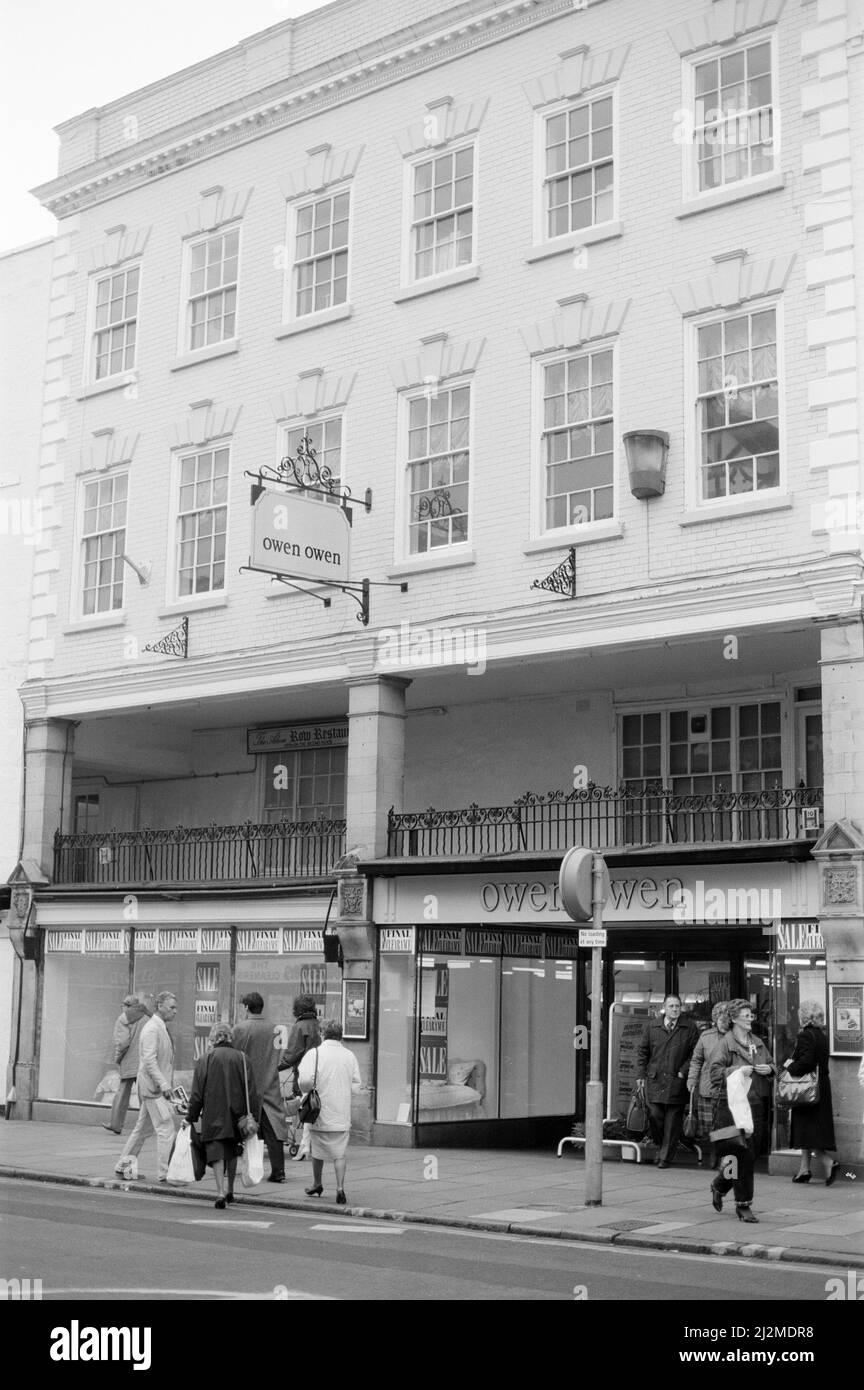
[166,1123,195,1184]
[726,1067,754,1135]
[240,1134,265,1187]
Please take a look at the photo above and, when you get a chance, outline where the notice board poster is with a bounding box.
[419,963,449,1079]
[829,983,864,1056]
[610,1006,650,1121]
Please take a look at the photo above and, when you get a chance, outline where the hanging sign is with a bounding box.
[247,721,348,755]
[251,489,351,584]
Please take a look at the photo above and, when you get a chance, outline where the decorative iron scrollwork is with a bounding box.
[531,547,576,599]
[277,434,341,497]
[418,489,456,521]
[144,616,188,659]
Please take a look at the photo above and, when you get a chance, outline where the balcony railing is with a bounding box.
[387,785,824,858]
[53,820,347,886]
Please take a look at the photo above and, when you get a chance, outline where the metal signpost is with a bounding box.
[560,846,610,1207]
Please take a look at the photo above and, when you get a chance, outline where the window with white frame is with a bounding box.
[621,702,783,795]
[282,417,342,504]
[542,348,614,529]
[80,473,127,615]
[92,266,139,380]
[410,145,474,281]
[186,228,239,350]
[696,306,779,501]
[544,95,613,238]
[406,385,470,553]
[175,446,229,597]
[692,39,774,193]
[74,794,100,833]
[261,747,346,822]
[293,191,349,316]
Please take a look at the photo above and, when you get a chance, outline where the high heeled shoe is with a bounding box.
[214,1197,226,1210]
[792,1172,811,1184]
[304,1184,323,1197]
[710,1182,723,1213]
[825,1162,841,1188]
[735,1205,758,1223]
[225,1193,235,1205]
[336,1190,347,1205]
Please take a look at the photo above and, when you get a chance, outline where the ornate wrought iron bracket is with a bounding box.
[531,547,576,599]
[245,433,372,524]
[143,615,188,658]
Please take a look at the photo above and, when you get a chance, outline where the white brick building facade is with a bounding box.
[5,0,864,1160]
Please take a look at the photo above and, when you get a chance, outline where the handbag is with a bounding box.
[777,1067,820,1107]
[239,1133,265,1187]
[238,1055,259,1140]
[298,1048,321,1126]
[166,1123,195,1184]
[625,1084,649,1138]
[188,1120,207,1182]
[682,1089,698,1140]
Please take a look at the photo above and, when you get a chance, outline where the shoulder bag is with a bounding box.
[238,1054,259,1139]
[625,1082,649,1139]
[298,1048,321,1126]
[777,1067,819,1107]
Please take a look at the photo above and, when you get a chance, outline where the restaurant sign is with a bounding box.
[247,720,348,755]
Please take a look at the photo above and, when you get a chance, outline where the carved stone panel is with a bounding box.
[823,867,859,907]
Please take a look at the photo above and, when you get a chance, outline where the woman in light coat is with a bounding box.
[783,1001,838,1185]
[687,1001,730,1164]
[708,998,776,1224]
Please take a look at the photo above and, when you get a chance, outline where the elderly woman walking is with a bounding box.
[187,1022,259,1210]
[278,994,321,1162]
[708,998,776,1224]
[783,1000,839,1186]
[687,1001,731,1166]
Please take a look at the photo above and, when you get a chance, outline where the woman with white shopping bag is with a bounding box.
[707,998,776,1224]
[187,1022,259,1210]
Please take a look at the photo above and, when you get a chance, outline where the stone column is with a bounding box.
[338,677,410,1142]
[21,718,76,878]
[814,622,864,1164]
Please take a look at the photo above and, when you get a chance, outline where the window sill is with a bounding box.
[393,265,480,303]
[158,594,228,616]
[387,548,476,578]
[678,493,792,527]
[675,172,785,220]
[276,303,353,338]
[63,614,127,634]
[524,521,624,553]
[525,222,622,264]
[170,339,240,373]
[76,375,138,402]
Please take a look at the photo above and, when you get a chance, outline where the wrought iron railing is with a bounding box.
[53,820,346,886]
[387,786,823,858]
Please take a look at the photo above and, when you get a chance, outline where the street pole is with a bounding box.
[583,853,605,1206]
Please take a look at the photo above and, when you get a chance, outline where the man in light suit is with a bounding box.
[113,991,178,1182]
[232,991,289,1183]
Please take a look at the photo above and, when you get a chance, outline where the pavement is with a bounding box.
[2,1119,864,1272]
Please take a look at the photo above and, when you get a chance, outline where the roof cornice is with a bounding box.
[32,0,581,219]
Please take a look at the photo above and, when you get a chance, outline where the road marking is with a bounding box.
[37,1287,335,1300]
[311,1223,404,1234]
[478,1208,563,1222]
[182,1219,274,1229]
[631,1222,693,1234]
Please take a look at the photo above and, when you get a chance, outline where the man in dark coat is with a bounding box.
[232,992,289,1183]
[103,995,151,1135]
[635,994,699,1167]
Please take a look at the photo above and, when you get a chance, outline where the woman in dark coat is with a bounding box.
[278,995,321,1162]
[783,1000,838,1185]
[187,1022,259,1209]
[708,998,776,1223]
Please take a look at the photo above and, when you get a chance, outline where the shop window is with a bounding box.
[40,949,132,1104]
[133,945,232,1085]
[500,957,576,1117]
[417,954,499,1122]
[234,954,340,1045]
[376,950,416,1123]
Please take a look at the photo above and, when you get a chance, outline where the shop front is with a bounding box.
[32,894,340,1124]
[371,861,821,1149]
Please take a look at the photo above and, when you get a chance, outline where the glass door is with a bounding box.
[674,956,733,1031]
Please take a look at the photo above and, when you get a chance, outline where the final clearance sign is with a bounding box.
[251,489,350,584]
